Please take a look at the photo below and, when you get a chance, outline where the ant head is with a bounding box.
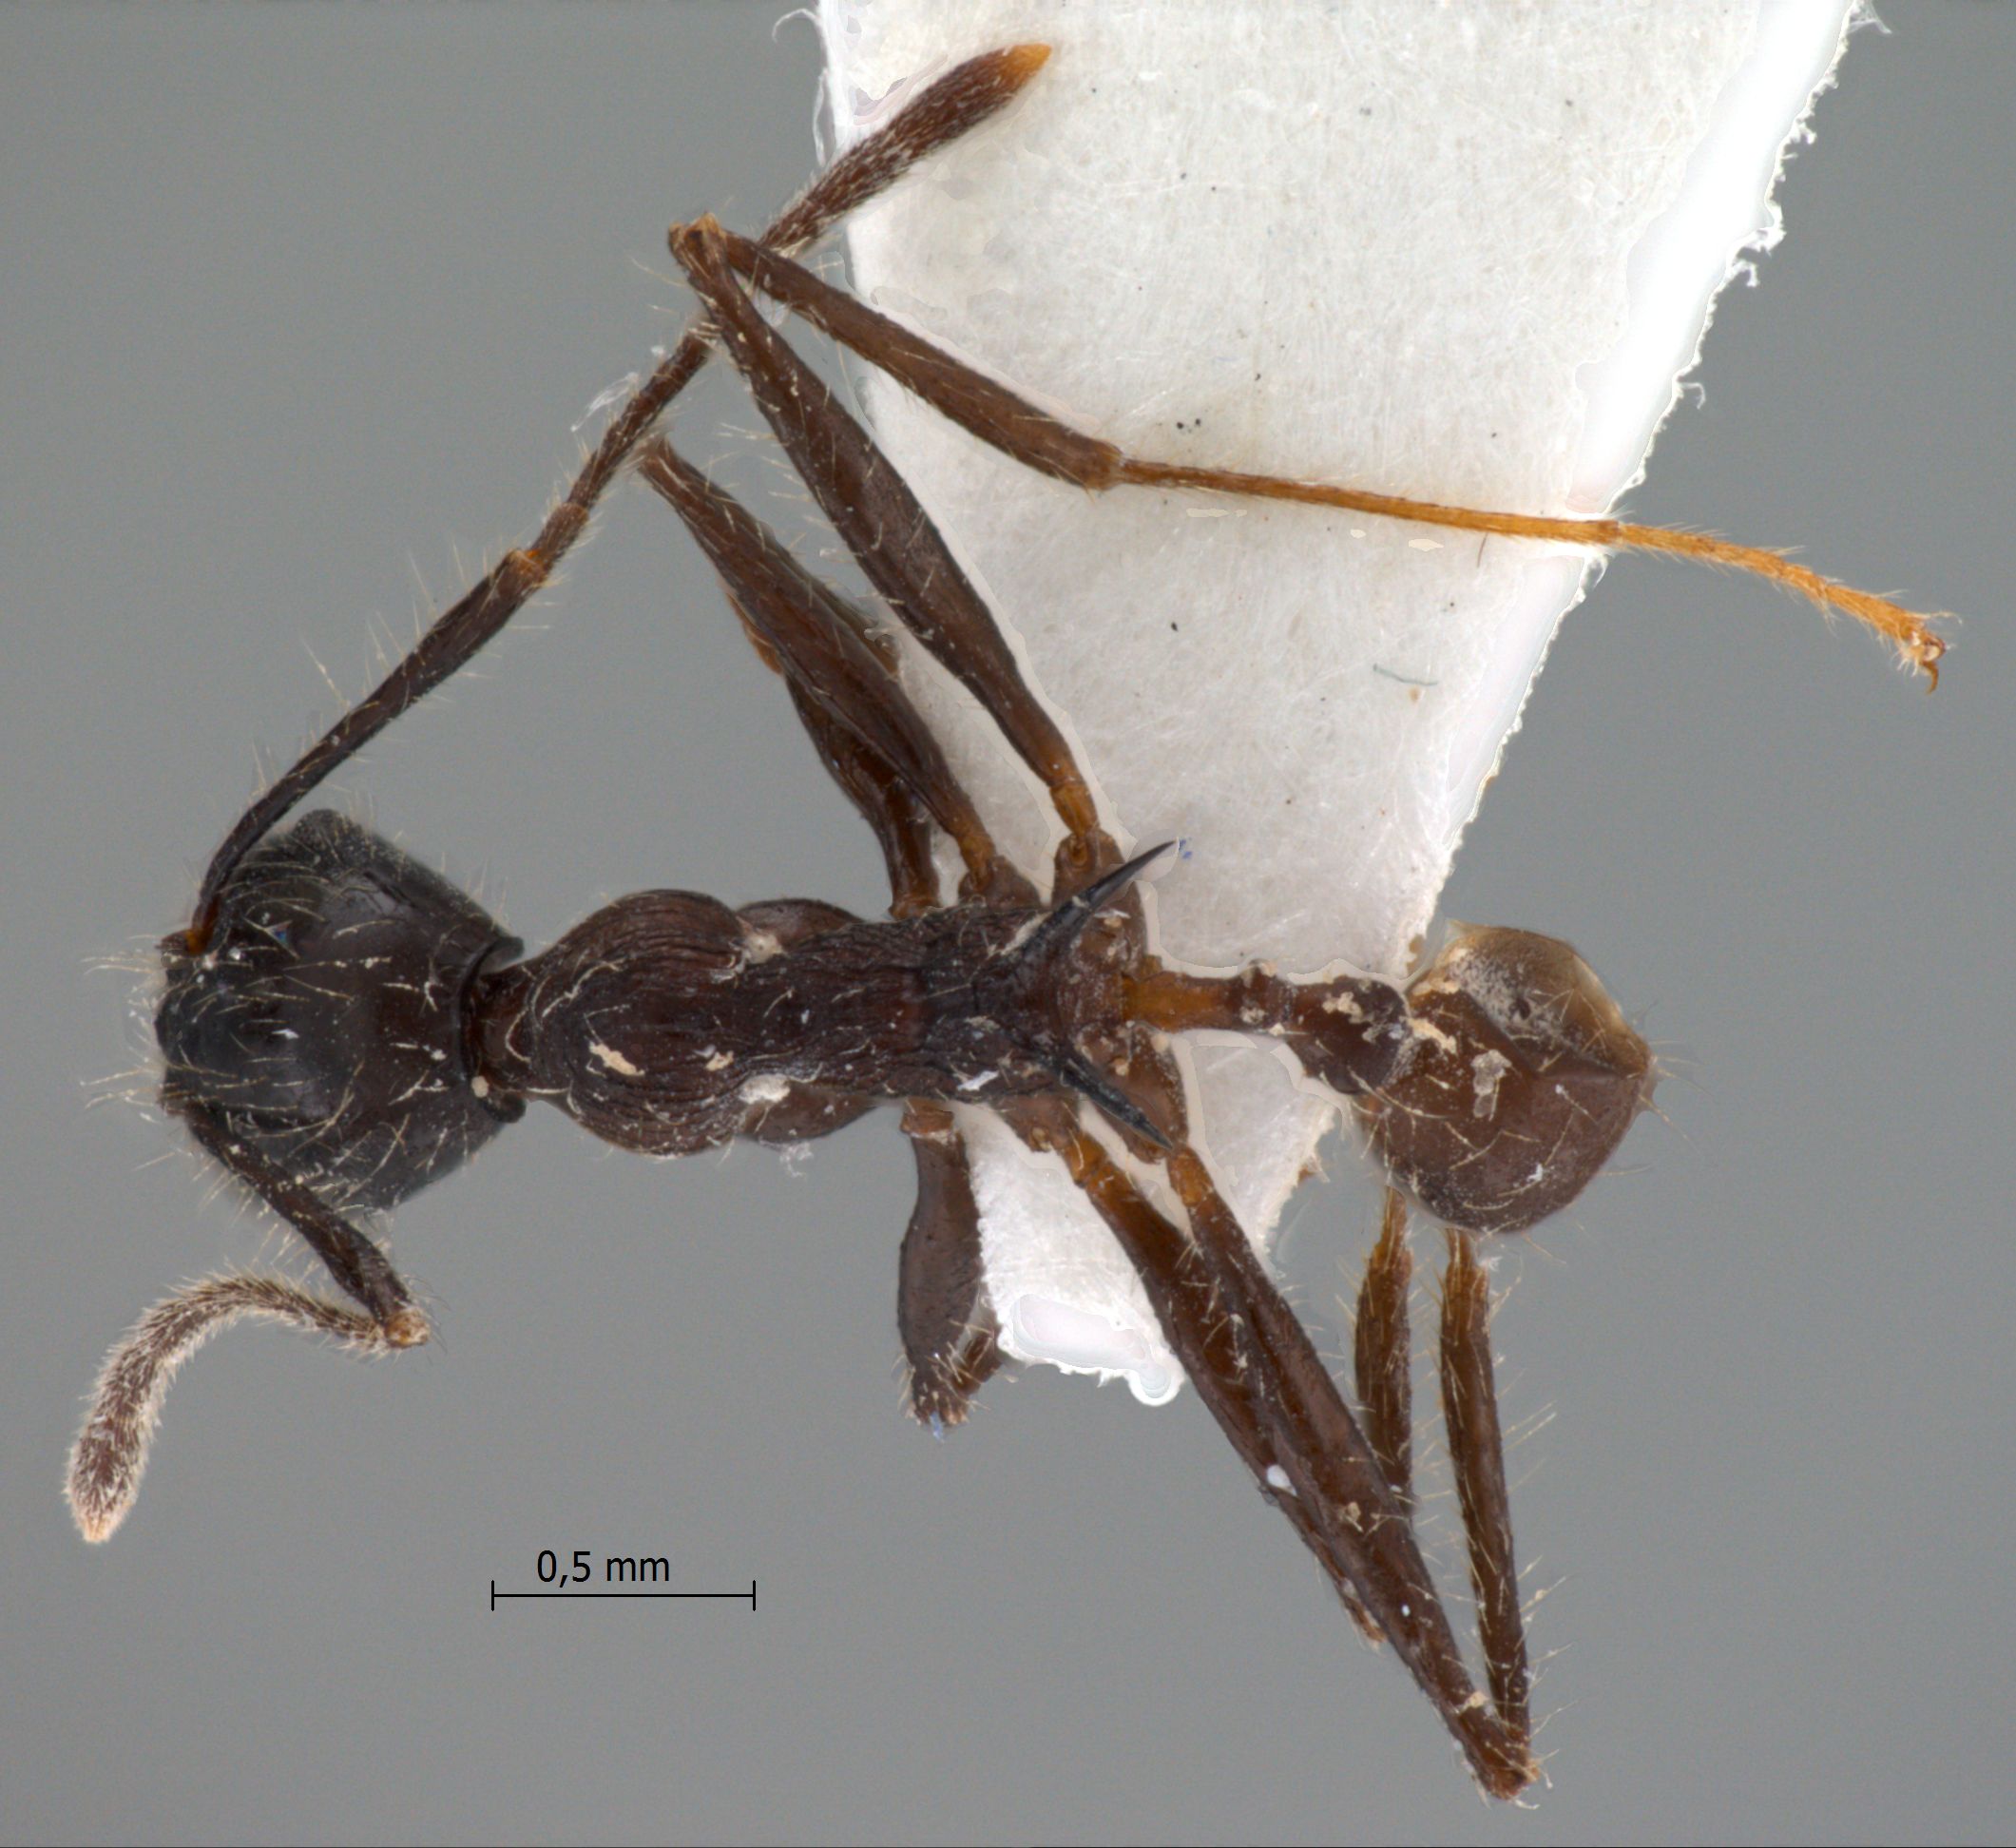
[1359,925,1654,1237]
[155,811,524,1212]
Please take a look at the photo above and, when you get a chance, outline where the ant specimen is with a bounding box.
[67,45,1943,1802]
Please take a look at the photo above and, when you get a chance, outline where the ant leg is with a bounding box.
[897,1101,1003,1430]
[666,220,1115,890]
[1155,1138,1534,1799]
[707,564,940,915]
[701,225,1944,685]
[778,664,942,917]
[638,438,1032,908]
[1011,1095,1536,1800]
[67,1274,417,1543]
[1354,1186,1415,1511]
[1001,1097,1371,1641]
[704,221,1129,492]
[187,43,1059,938]
[1440,1229,1533,1756]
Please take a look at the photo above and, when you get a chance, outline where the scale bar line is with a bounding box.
[490,1579,756,1609]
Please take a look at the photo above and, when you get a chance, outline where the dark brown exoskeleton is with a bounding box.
[69,43,1943,1803]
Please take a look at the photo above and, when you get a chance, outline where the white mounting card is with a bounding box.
[817,0,1857,1401]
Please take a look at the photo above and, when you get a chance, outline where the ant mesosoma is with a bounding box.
[67,45,1943,1802]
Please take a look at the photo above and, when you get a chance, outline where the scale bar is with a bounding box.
[491,1579,756,1610]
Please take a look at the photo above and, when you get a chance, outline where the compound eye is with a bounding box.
[1355,926,1655,1236]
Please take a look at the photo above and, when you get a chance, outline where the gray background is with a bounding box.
[4,5,2009,1842]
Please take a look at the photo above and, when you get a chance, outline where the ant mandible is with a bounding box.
[66,45,1942,1802]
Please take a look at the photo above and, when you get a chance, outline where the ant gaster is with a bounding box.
[67,45,1944,1803]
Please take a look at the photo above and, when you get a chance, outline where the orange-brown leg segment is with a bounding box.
[704,222,1945,685]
